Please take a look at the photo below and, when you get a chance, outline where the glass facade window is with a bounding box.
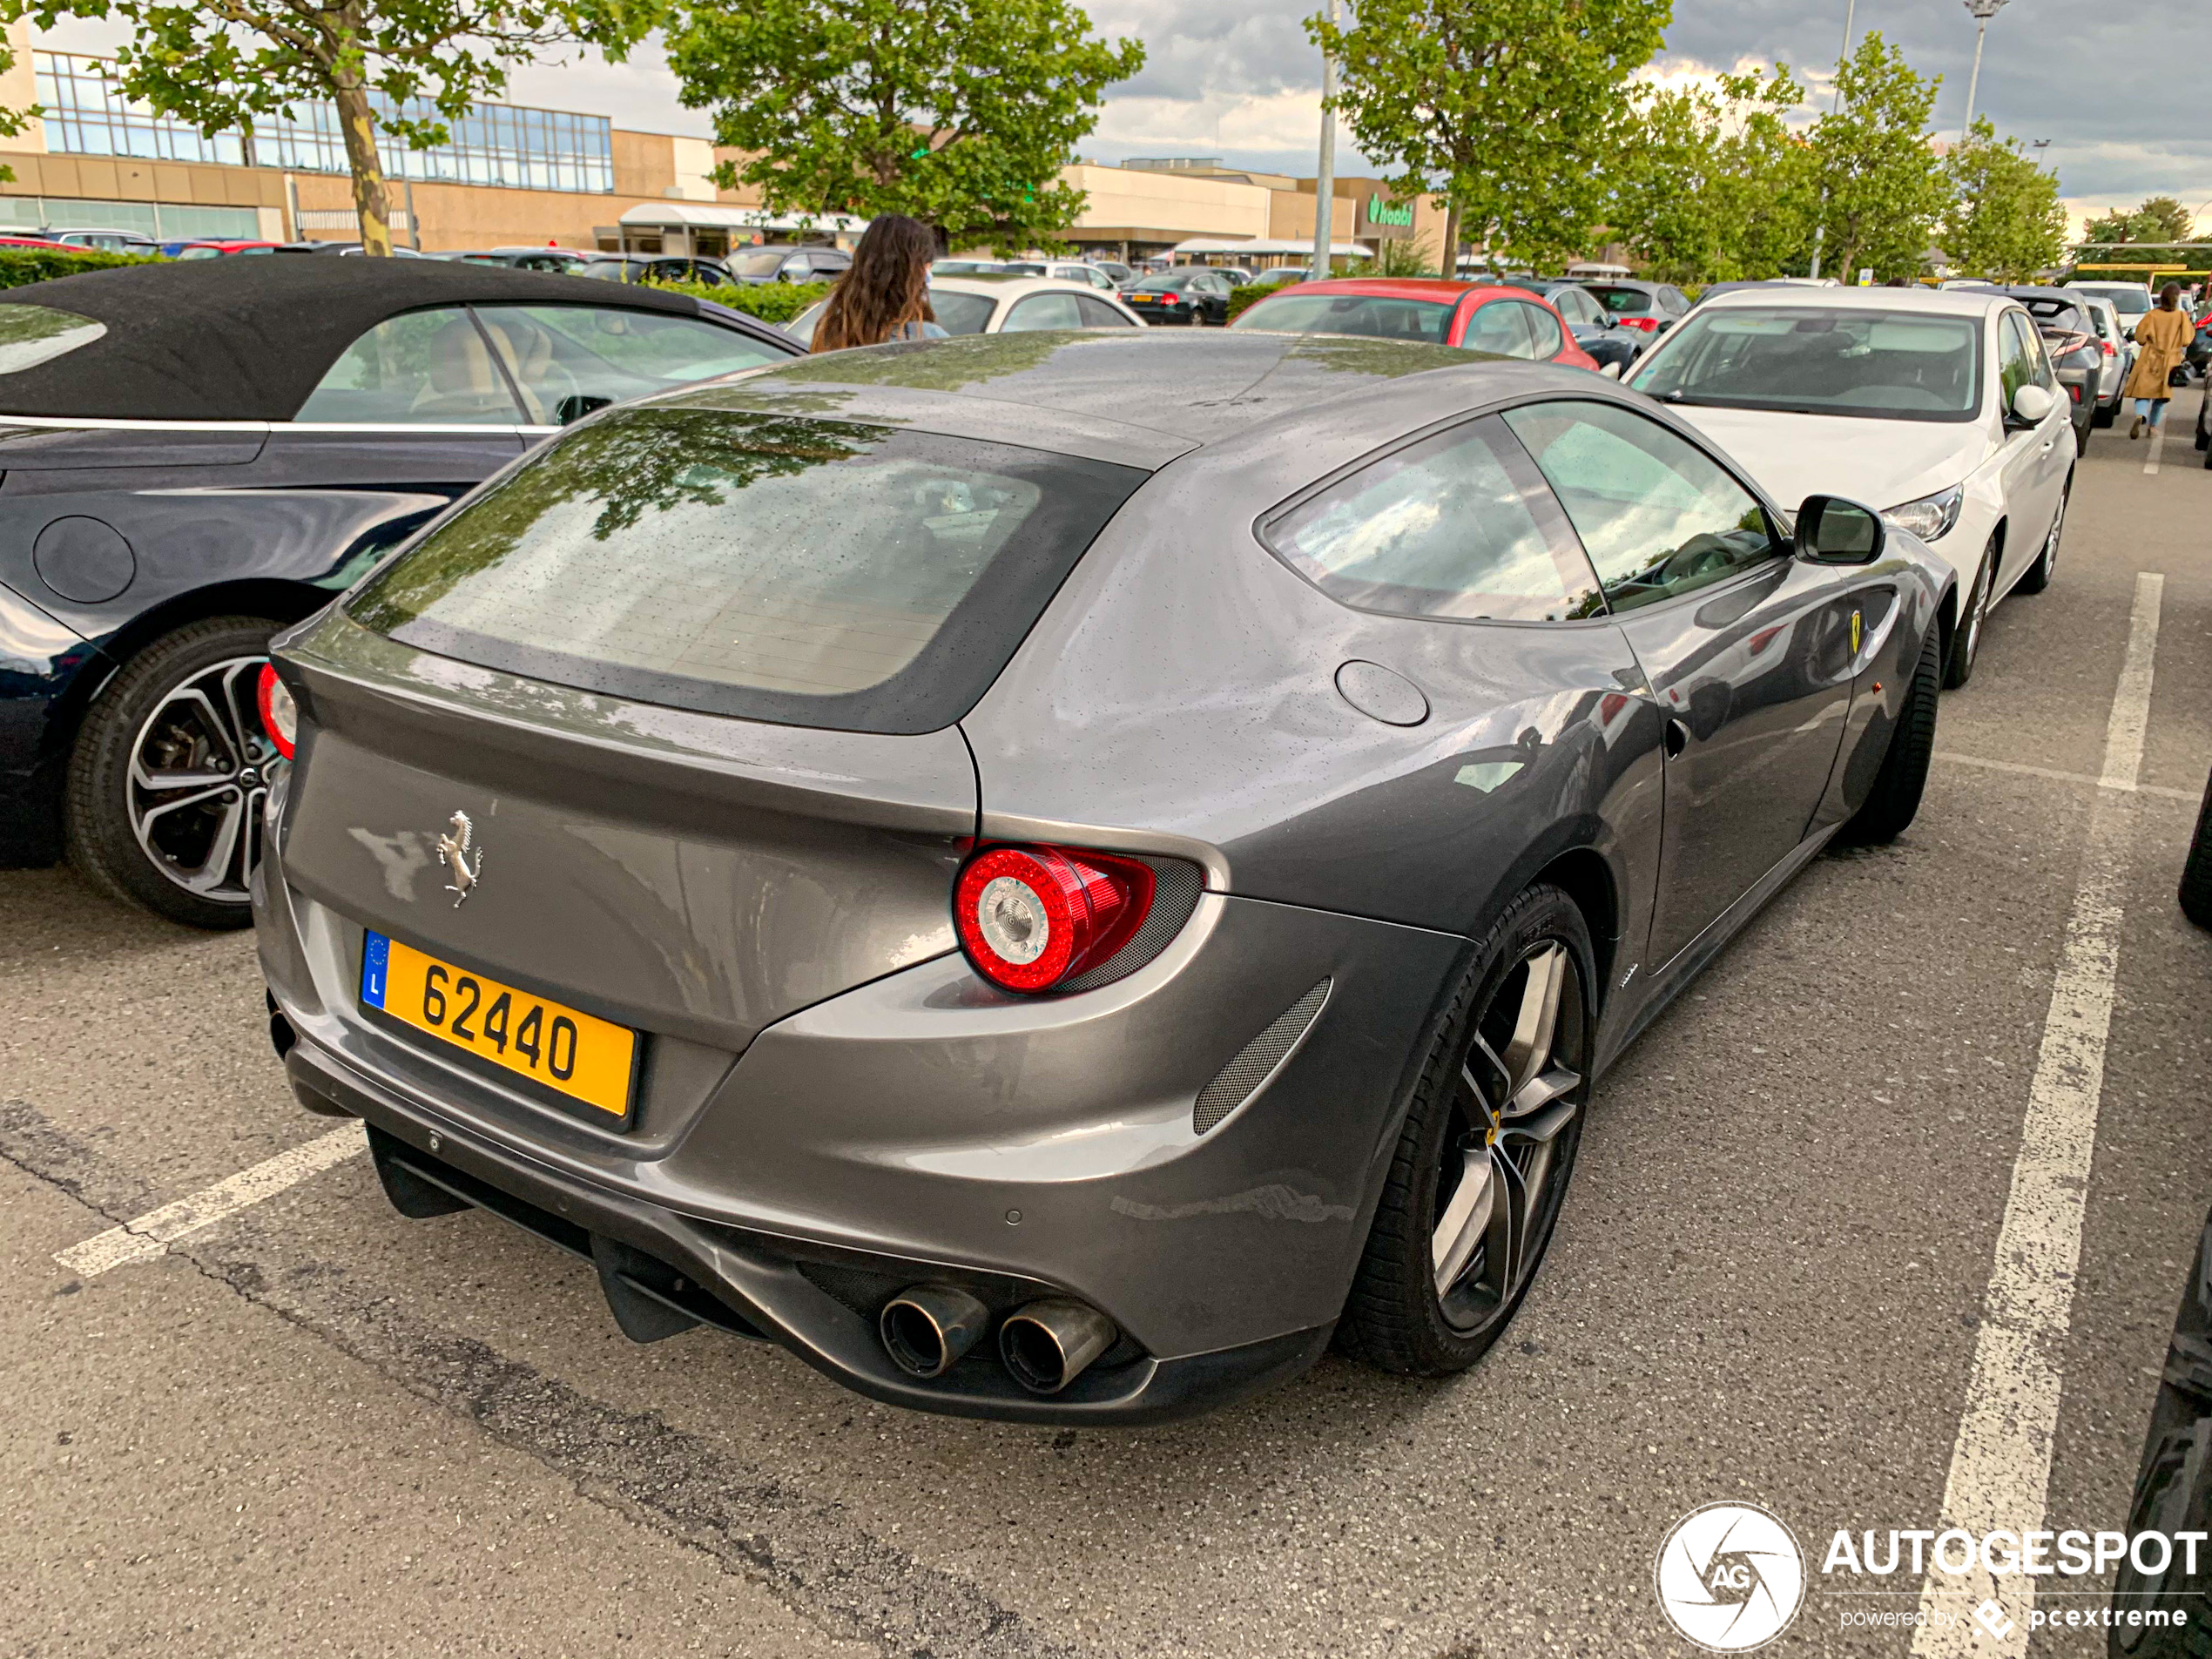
[33,52,614,194]
[0,194,261,242]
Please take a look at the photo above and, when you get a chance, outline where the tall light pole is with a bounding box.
[1311,0,1339,283]
[1959,0,2008,144]
[1808,0,1858,281]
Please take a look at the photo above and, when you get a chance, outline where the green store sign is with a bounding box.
[1366,197,1413,227]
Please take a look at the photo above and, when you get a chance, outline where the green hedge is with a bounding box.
[1227,285,1269,320]
[0,249,164,288]
[650,277,833,324]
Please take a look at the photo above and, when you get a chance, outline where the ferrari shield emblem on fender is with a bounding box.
[1850,608,1862,656]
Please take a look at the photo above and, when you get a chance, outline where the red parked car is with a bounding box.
[1227,278,1600,371]
[0,235,92,253]
[174,240,286,259]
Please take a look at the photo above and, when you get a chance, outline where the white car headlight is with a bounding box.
[1882,484,1964,543]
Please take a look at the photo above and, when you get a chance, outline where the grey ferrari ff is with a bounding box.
[255,330,1954,1423]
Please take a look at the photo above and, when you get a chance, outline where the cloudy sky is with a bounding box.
[39,0,2202,233]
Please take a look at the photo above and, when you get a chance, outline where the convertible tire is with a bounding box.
[1341,883,1594,1377]
[2014,478,2066,595]
[1840,626,1939,845]
[1943,536,1995,689]
[64,615,281,929]
[2181,772,2212,929]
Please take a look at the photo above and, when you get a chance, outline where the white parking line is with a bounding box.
[1932,751,2196,802]
[53,1123,368,1279]
[1909,572,2165,1657]
[2143,424,2165,475]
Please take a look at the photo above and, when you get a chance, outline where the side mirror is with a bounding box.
[1794,495,1886,564]
[2009,382,2056,426]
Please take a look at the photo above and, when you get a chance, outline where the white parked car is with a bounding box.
[1626,286,2071,688]
[997,259,1123,293]
[785,274,1145,348]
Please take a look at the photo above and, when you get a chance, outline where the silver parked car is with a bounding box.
[256,332,1954,1423]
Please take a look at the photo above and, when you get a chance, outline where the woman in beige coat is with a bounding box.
[2125,282,2193,438]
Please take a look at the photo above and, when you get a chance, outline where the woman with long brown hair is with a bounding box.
[2124,281,2193,439]
[810,214,946,353]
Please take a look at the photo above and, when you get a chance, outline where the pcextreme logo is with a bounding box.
[1655,1503,1808,1652]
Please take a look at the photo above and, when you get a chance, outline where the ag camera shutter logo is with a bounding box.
[1655,1502,1807,1651]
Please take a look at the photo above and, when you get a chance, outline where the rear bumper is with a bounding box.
[287,1037,1330,1424]
[256,834,1466,1422]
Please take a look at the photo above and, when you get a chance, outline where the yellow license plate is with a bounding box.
[361,931,637,1122]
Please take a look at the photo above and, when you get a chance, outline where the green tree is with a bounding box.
[3,0,657,254]
[1611,64,1812,281]
[1312,0,1671,274]
[1807,30,1945,283]
[666,0,1143,253]
[2082,196,2198,245]
[1939,118,2065,281]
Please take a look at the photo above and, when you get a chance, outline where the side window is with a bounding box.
[294,307,523,425]
[1263,414,1604,623]
[1073,294,1138,328]
[2023,319,2057,390]
[470,305,785,424]
[1997,313,2035,408]
[1515,302,1565,359]
[1462,300,1533,356]
[1001,292,1087,332]
[1501,400,1778,612]
[1553,289,1588,326]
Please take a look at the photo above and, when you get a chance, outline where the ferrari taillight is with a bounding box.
[953,845,1156,994]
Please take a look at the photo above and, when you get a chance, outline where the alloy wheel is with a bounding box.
[126,654,276,904]
[1965,555,1989,662]
[1430,940,1587,1333]
[2043,490,2066,575]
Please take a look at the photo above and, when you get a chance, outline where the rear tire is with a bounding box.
[2094,395,2118,428]
[1943,537,1995,689]
[2015,479,2066,595]
[2182,772,2212,929]
[1841,627,1939,845]
[63,616,280,929]
[1342,884,1595,1377]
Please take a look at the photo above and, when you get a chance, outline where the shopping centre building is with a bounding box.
[0,25,1447,266]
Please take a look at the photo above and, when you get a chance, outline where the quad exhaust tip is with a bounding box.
[999,1298,1118,1395]
[880,1285,993,1379]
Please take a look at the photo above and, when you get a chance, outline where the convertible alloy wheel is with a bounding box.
[1430,940,1586,1333]
[125,654,276,905]
[64,616,280,928]
[1344,883,1593,1375]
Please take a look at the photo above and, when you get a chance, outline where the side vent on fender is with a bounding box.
[1193,980,1332,1134]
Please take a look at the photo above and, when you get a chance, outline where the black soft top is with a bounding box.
[0,257,706,421]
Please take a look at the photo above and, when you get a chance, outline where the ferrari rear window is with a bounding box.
[348,407,1145,733]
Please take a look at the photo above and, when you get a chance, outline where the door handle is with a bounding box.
[1664,718,1690,758]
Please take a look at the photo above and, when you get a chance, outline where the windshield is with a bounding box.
[1629,307,1983,422]
[727,251,792,278]
[1584,286,1653,315]
[2076,285,2151,316]
[1231,293,1453,343]
[350,408,1146,733]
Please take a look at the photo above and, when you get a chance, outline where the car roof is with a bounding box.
[1257,278,1527,305]
[928,274,1109,299]
[1695,285,2014,318]
[0,256,712,421]
[648,330,1531,465]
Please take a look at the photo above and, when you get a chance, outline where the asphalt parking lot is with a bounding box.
[3,396,2209,1658]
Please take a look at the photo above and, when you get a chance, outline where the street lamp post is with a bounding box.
[1312,0,1339,284]
[1960,0,2008,144]
[1807,0,1857,281]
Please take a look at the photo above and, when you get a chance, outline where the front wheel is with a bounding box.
[63,616,282,928]
[1841,626,1940,844]
[1341,884,1594,1376]
[1943,536,1996,689]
